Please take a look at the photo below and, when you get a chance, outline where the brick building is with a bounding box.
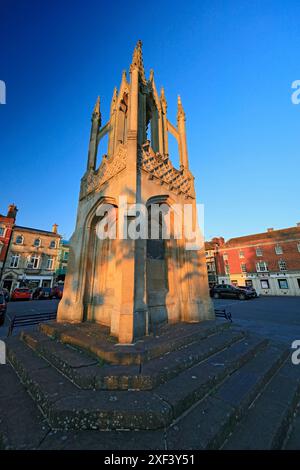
[0,204,18,274]
[206,224,300,296]
[1,223,61,293]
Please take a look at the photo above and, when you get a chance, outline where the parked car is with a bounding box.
[0,290,7,326]
[32,287,52,300]
[210,284,254,300]
[51,284,64,299]
[10,287,32,301]
[2,288,10,302]
[238,285,259,298]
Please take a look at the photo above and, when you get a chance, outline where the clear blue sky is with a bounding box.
[0,0,299,240]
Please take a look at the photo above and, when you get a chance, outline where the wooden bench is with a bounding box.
[7,311,57,337]
[214,308,232,322]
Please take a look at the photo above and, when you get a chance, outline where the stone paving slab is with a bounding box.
[0,365,50,450]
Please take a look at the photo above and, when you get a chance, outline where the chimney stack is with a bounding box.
[52,223,58,234]
[267,228,274,232]
[297,222,300,227]
[7,204,18,220]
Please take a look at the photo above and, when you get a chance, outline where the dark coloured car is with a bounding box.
[210,284,254,300]
[51,284,64,299]
[0,291,7,326]
[32,287,52,300]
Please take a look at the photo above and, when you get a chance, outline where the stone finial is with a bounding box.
[93,96,100,116]
[149,69,154,82]
[52,223,58,234]
[110,87,118,111]
[130,40,146,83]
[177,94,186,121]
[160,87,167,112]
[92,96,101,127]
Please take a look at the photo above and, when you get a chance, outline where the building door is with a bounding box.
[2,277,13,293]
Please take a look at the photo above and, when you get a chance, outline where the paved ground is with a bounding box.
[1,296,300,346]
[214,296,300,346]
[0,299,59,340]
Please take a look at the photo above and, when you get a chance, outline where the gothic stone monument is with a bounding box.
[3,42,297,450]
[57,41,214,343]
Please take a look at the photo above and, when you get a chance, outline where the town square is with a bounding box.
[0,0,300,459]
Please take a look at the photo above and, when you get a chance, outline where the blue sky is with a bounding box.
[0,0,299,240]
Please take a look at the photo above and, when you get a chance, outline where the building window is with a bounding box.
[278,259,287,271]
[0,226,6,237]
[297,279,300,289]
[27,255,39,269]
[63,252,69,261]
[15,235,24,245]
[275,245,283,255]
[239,251,245,259]
[10,253,20,268]
[245,280,253,287]
[260,279,270,289]
[50,240,56,248]
[256,247,263,257]
[225,264,230,275]
[256,261,268,272]
[297,243,300,253]
[278,279,289,289]
[33,238,41,247]
[231,280,238,286]
[241,263,247,273]
[46,256,54,270]
[223,253,228,261]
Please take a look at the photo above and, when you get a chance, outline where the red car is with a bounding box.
[11,288,32,301]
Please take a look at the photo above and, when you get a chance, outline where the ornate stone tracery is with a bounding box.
[141,142,194,198]
[81,144,127,199]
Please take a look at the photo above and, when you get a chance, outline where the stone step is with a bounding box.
[166,343,288,449]
[6,336,172,431]
[40,320,231,365]
[21,327,244,391]
[38,429,166,450]
[284,406,300,449]
[0,364,50,449]
[222,355,300,449]
[6,331,264,431]
[156,334,268,419]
